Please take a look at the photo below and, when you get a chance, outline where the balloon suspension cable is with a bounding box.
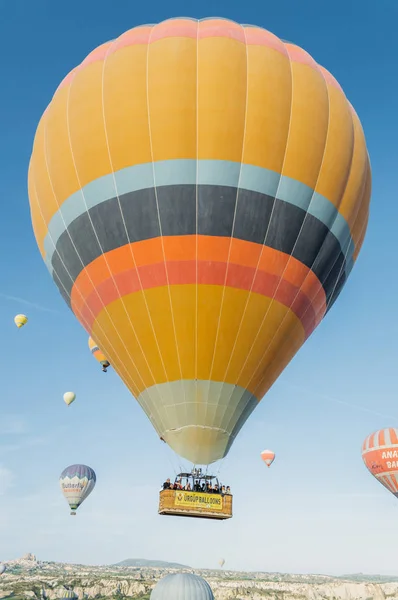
[164,444,179,479]
[215,456,226,480]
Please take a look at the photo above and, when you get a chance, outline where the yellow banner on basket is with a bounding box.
[174,491,223,510]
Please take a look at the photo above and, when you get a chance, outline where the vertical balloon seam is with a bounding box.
[259,105,350,382]
[212,33,295,434]
[101,28,174,417]
[205,21,250,440]
[194,18,200,441]
[326,163,370,312]
[246,66,365,398]
[61,59,145,399]
[31,179,137,391]
[231,43,331,400]
[100,33,168,433]
[142,25,194,443]
[64,59,151,400]
[39,57,168,440]
[199,23,263,452]
[327,141,371,309]
[32,119,140,398]
[147,23,188,432]
[145,23,186,437]
[204,29,290,441]
[250,131,368,399]
[146,25,178,438]
[240,54,334,397]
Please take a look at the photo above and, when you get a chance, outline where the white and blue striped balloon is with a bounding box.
[151,573,214,600]
[59,464,96,516]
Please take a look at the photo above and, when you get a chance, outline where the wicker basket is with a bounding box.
[158,489,233,520]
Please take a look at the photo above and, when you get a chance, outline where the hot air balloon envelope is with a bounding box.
[14,314,28,329]
[59,593,78,600]
[88,336,111,371]
[151,573,214,600]
[362,429,398,499]
[59,464,96,515]
[261,449,275,467]
[63,392,76,406]
[28,17,372,466]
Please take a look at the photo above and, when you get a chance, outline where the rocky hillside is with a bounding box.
[113,559,189,570]
[2,554,398,600]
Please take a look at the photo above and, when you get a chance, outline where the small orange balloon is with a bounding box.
[260,449,275,468]
[362,428,398,499]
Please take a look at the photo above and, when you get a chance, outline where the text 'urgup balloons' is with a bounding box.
[88,336,111,372]
[28,17,371,466]
[59,464,96,515]
[362,429,398,499]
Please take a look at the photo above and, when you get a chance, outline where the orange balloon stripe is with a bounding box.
[93,350,107,363]
[70,236,327,318]
[362,428,398,499]
[364,428,398,450]
[72,258,323,338]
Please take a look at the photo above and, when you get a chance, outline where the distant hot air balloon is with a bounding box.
[59,464,96,515]
[362,428,398,499]
[261,449,275,467]
[63,392,76,406]
[218,558,225,568]
[28,17,372,467]
[88,336,111,372]
[0,564,6,575]
[151,573,214,600]
[14,314,28,329]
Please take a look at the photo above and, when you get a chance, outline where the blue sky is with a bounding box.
[0,0,397,575]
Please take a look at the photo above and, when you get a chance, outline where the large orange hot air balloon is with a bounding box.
[28,17,371,465]
[362,428,398,499]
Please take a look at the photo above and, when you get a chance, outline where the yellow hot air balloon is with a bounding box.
[63,392,76,406]
[14,314,28,329]
[88,336,111,372]
[28,18,371,466]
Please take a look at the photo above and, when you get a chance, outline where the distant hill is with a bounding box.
[338,574,398,583]
[114,558,191,569]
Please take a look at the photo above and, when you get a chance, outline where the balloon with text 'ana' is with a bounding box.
[362,428,398,499]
